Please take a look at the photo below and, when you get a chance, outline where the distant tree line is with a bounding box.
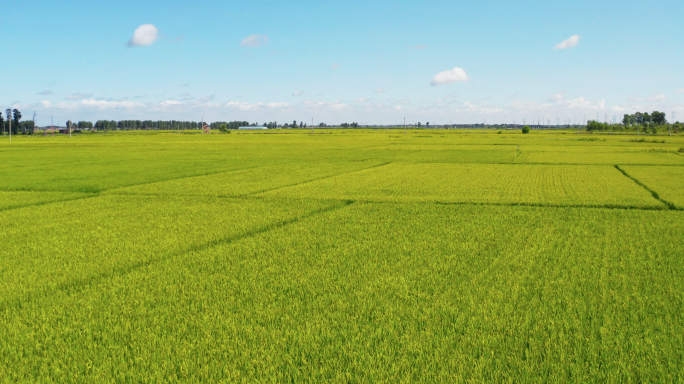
[622,111,667,126]
[1,109,28,135]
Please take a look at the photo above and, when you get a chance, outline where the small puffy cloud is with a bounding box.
[38,90,52,95]
[412,45,426,50]
[241,34,268,47]
[331,62,340,70]
[199,94,215,102]
[128,24,159,47]
[292,90,304,96]
[430,67,470,86]
[64,93,91,100]
[550,92,565,101]
[555,35,580,50]
[354,97,367,103]
[676,89,684,94]
[41,101,51,108]
[375,88,385,93]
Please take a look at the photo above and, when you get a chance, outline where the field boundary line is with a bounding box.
[251,161,393,195]
[249,196,669,211]
[104,165,265,195]
[614,165,678,210]
[0,200,356,316]
[0,193,100,214]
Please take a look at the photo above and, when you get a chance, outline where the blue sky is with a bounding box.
[2,0,683,125]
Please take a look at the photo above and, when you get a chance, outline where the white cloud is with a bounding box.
[555,35,580,50]
[634,94,666,102]
[292,90,304,96]
[267,102,290,108]
[412,45,426,50]
[128,24,159,47]
[81,99,142,109]
[461,102,503,115]
[331,62,340,70]
[354,97,368,103]
[64,93,91,100]
[550,92,565,101]
[430,67,470,86]
[676,89,684,94]
[241,34,268,47]
[37,90,52,95]
[199,95,215,102]
[375,88,385,93]
[40,101,51,108]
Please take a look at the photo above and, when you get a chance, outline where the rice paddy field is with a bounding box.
[1,129,683,382]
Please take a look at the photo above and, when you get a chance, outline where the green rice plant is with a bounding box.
[619,165,684,209]
[0,195,338,308]
[107,160,386,197]
[1,203,682,381]
[0,191,94,211]
[520,151,684,164]
[1,129,683,381]
[261,163,664,208]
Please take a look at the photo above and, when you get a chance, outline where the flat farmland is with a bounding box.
[1,130,683,382]
[259,163,662,207]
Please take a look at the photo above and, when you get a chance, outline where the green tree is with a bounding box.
[11,109,21,135]
[651,111,666,125]
[522,125,530,134]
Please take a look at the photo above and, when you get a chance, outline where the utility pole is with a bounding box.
[311,117,314,134]
[69,119,72,138]
[404,117,406,134]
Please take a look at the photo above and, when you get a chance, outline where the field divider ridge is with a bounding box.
[251,161,393,195]
[0,193,101,214]
[0,200,356,316]
[103,164,265,195]
[614,165,679,210]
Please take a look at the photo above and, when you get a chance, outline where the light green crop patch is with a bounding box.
[107,160,385,197]
[261,163,664,208]
[0,194,338,307]
[620,165,684,208]
[2,203,682,382]
[519,151,684,164]
[0,191,94,211]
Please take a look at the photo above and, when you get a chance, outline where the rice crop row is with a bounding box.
[107,160,385,197]
[260,163,664,208]
[620,165,684,208]
[518,151,684,165]
[0,195,338,307]
[2,203,682,382]
[0,191,94,211]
